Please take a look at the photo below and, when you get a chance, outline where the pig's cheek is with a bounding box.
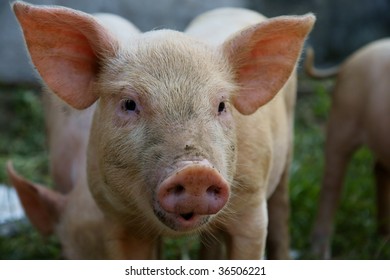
[216,109,237,183]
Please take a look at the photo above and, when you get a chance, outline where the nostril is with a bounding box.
[206,185,221,196]
[180,212,194,221]
[173,184,185,195]
[165,184,185,196]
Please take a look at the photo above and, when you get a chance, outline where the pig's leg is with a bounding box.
[226,201,268,259]
[311,112,361,259]
[266,156,291,259]
[374,161,390,236]
[199,230,227,259]
[106,224,158,259]
[108,237,157,259]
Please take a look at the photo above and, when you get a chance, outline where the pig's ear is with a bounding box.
[13,2,119,109]
[223,14,315,115]
[6,162,67,236]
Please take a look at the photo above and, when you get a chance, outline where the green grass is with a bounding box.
[0,85,60,259]
[0,222,61,260]
[0,80,388,259]
[0,85,50,184]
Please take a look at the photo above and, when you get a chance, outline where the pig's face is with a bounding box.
[89,31,238,233]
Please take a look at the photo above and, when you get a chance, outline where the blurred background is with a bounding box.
[0,0,389,259]
[1,0,390,84]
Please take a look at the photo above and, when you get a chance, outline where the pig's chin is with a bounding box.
[153,208,211,233]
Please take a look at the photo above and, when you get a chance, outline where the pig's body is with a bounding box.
[306,39,390,259]
[43,93,93,194]
[12,2,314,259]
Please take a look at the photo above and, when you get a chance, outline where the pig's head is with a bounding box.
[88,33,238,233]
[13,2,315,234]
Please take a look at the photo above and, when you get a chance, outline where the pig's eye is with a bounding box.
[122,99,137,112]
[218,102,226,114]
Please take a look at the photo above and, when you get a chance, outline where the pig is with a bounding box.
[305,39,390,259]
[12,1,315,259]
[8,10,140,259]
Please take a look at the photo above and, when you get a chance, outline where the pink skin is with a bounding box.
[155,159,229,231]
[12,2,315,259]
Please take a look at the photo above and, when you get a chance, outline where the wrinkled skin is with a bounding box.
[306,39,390,259]
[11,1,315,259]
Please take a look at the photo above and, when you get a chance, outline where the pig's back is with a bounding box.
[338,39,390,167]
[185,8,267,46]
[95,13,140,46]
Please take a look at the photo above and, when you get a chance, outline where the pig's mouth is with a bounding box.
[180,212,194,220]
[154,208,211,232]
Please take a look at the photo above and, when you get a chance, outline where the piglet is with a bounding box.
[306,40,390,259]
[13,1,314,259]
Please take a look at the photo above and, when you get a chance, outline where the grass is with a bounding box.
[0,79,388,259]
[0,85,50,184]
[0,85,60,259]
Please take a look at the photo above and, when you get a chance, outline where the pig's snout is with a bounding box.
[156,160,229,231]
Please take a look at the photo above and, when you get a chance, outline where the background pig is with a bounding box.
[305,39,390,259]
[8,11,140,259]
[13,1,314,259]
